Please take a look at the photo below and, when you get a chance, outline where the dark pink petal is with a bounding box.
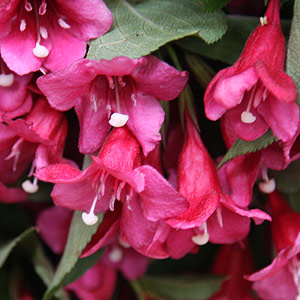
[246,233,300,281]
[255,61,297,103]
[37,59,99,111]
[133,55,188,100]
[207,206,250,244]
[137,165,188,222]
[75,96,110,154]
[252,266,297,300]
[119,91,165,156]
[37,206,73,254]
[0,181,28,203]
[257,96,299,142]
[57,0,113,40]
[121,194,158,249]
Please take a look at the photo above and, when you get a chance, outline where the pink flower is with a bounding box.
[246,191,300,300]
[204,0,298,142]
[0,98,67,190]
[0,0,113,75]
[36,127,188,238]
[37,56,188,155]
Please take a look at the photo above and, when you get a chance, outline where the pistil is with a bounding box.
[82,195,99,225]
[192,222,209,245]
[258,167,276,194]
[241,86,256,124]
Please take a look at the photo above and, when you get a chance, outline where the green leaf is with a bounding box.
[287,0,300,104]
[218,130,278,169]
[177,16,291,65]
[138,275,223,300]
[42,211,102,300]
[87,0,227,60]
[0,227,36,269]
[33,243,69,300]
[200,0,231,12]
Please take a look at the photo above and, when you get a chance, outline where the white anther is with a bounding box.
[216,207,223,228]
[131,93,137,106]
[22,179,39,194]
[33,42,49,58]
[82,212,98,226]
[109,113,129,127]
[20,19,26,32]
[0,74,14,87]
[82,195,99,226]
[24,1,32,11]
[109,247,123,263]
[118,236,130,248]
[40,26,48,39]
[241,111,256,124]
[192,223,209,246]
[58,18,71,29]
[260,16,268,26]
[259,178,276,194]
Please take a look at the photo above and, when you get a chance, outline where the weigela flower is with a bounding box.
[246,191,300,300]
[36,126,188,244]
[0,0,113,75]
[204,0,298,142]
[0,98,67,191]
[37,56,188,155]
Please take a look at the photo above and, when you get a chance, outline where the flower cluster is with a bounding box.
[1,0,300,299]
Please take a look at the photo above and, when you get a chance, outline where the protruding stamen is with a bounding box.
[109,195,116,211]
[109,247,123,263]
[40,26,48,39]
[24,0,32,11]
[106,104,111,118]
[40,68,47,75]
[118,236,130,248]
[107,76,114,89]
[116,182,126,200]
[259,167,276,194]
[20,19,26,32]
[33,42,49,58]
[5,138,23,172]
[22,177,39,194]
[0,73,14,87]
[131,93,137,106]
[192,222,209,246]
[82,195,99,226]
[216,207,223,228]
[241,111,256,124]
[259,178,276,194]
[118,76,126,87]
[39,0,47,15]
[109,113,129,127]
[58,18,71,29]
[260,16,268,26]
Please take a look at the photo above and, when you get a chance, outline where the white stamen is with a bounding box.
[109,195,116,211]
[22,178,39,194]
[131,93,137,107]
[259,178,276,194]
[216,207,223,228]
[126,194,132,211]
[82,195,99,226]
[0,73,14,87]
[40,68,47,75]
[40,26,48,39]
[118,236,130,248]
[109,247,123,263]
[39,1,47,15]
[106,104,111,117]
[58,18,71,29]
[109,112,129,127]
[116,182,125,200]
[33,42,49,58]
[24,1,32,11]
[241,111,256,124]
[260,16,268,26]
[20,19,26,32]
[192,223,209,246]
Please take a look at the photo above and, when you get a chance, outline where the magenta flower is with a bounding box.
[37,56,188,155]
[0,0,113,75]
[246,192,300,300]
[36,127,188,230]
[0,98,67,191]
[204,0,298,142]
